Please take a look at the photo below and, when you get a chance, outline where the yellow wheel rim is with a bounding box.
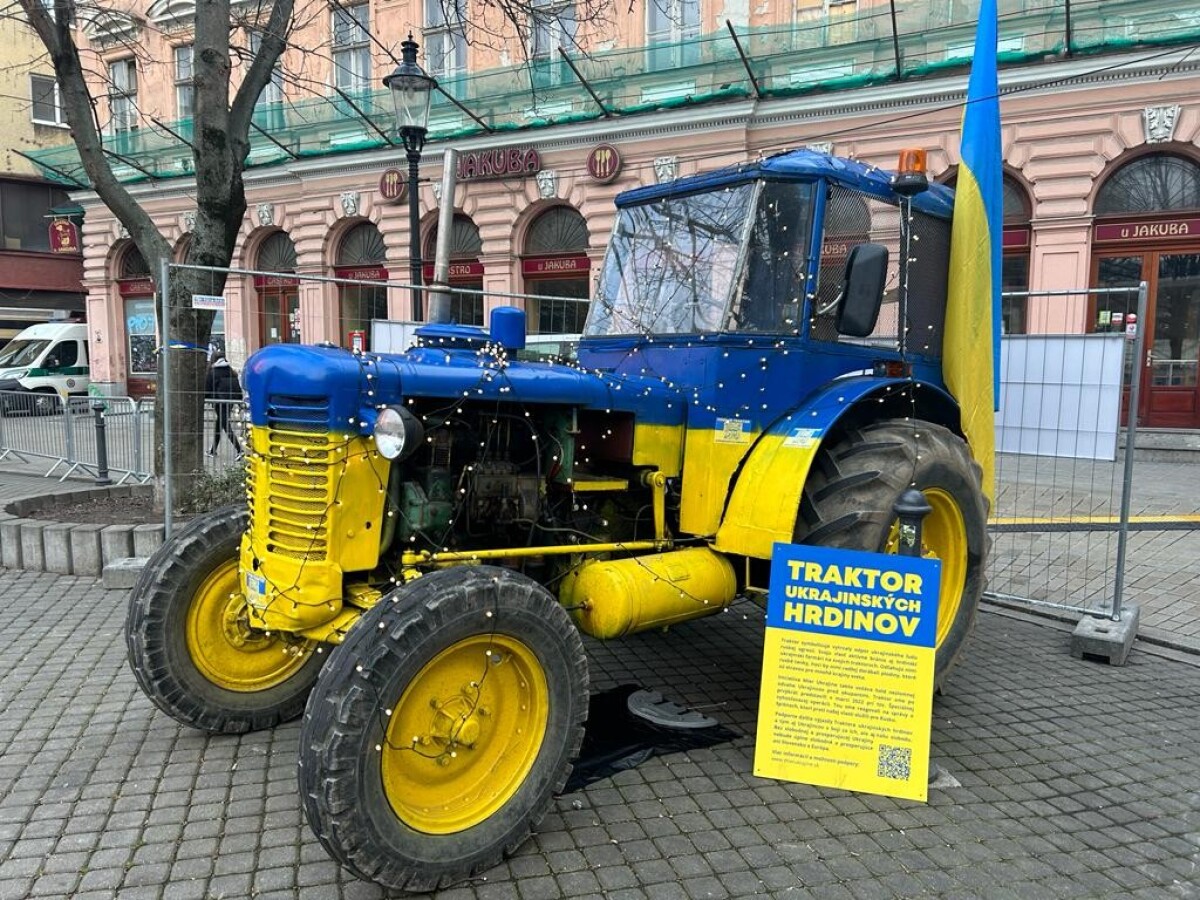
[184,559,313,692]
[381,634,549,835]
[886,488,968,649]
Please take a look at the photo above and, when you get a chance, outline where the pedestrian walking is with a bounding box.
[204,351,243,456]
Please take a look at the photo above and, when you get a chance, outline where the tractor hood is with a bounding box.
[243,343,687,434]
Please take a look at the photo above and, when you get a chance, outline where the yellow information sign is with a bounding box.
[754,543,940,801]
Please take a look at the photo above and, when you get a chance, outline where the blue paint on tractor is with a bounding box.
[242,342,689,432]
[575,333,945,436]
[616,147,955,220]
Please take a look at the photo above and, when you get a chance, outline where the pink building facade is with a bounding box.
[65,12,1200,427]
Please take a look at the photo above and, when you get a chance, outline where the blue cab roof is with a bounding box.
[616,148,955,220]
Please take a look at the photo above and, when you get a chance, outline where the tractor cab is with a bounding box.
[580,148,956,392]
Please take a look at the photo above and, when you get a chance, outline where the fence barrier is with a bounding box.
[987,284,1157,626]
[0,391,247,486]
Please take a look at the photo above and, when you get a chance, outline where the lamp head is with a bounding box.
[384,34,437,140]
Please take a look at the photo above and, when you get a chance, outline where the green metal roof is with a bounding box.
[27,0,1199,187]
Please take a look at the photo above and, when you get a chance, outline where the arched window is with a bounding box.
[254,232,299,346]
[522,206,590,334]
[335,223,388,345]
[423,214,483,260]
[1095,154,1200,215]
[256,231,297,272]
[422,214,484,325]
[525,206,588,255]
[120,246,150,278]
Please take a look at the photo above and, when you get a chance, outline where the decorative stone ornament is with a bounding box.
[117,223,130,240]
[536,169,559,199]
[256,203,275,227]
[182,211,196,233]
[431,182,442,203]
[654,156,678,184]
[1143,105,1181,144]
[340,192,360,217]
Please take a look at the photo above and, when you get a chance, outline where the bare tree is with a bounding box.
[15,0,298,504]
[13,0,655,506]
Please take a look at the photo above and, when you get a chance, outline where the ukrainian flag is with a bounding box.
[944,0,1001,503]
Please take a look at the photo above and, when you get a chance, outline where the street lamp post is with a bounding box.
[384,35,437,321]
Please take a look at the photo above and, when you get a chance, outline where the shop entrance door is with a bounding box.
[1094,251,1200,428]
[260,291,301,346]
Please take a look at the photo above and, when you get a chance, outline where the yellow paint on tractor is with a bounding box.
[239,426,390,633]
[715,431,823,558]
[679,426,761,535]
[559,547,737,639]
[380,634,549,834]
[631,422,685,477]
[184,558,315,691]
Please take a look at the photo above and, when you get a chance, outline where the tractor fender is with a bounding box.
[713,376,959,559]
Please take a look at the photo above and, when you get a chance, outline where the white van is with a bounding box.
[0,322,90,415]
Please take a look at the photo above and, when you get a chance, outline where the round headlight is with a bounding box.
[374,407,408,460]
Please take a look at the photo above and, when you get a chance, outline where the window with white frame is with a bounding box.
[332,3,371,95]
[174,45,194,120]
[108,58,138,132]
[249,30,285,126]
[30,74,66,126]
[647,0,700,67]
[425,0,466,79]
[532,0,576,59]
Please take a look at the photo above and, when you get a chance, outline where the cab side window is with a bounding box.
[48,340,78,368]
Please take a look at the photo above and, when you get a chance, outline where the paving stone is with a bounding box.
[0,553,1199,899]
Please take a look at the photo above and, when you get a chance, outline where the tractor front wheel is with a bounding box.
[125,505,322,733]
[298,566,589,893]
[797,419,988,687]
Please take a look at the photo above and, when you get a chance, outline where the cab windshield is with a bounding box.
[587,183,758,336]
[586,180,816,336]
[0,339,49,367]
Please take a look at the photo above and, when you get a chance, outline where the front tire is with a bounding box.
[797,419,988,687]
[125,505,322,733]
[299,566,589,893]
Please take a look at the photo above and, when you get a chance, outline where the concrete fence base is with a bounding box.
[0,485,165,579]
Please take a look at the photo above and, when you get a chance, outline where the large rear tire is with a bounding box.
[796,419,988,687]
[299,566,589,893]
[125,505,322,733]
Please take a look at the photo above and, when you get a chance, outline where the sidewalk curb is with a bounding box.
[0,486,164,578]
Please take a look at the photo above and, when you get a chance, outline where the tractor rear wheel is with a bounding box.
[298,566,589,893]
[125,505,322,733]
[796,419,988,687]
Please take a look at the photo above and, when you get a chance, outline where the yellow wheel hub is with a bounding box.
[185,560,313,692]
[381,634,549,835]
[886,488,968,648]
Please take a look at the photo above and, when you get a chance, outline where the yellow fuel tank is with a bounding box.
[560,547,737,639]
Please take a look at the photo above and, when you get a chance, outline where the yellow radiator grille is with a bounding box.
[252,428,344,561]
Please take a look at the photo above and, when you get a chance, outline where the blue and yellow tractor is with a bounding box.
[126,147,987,892]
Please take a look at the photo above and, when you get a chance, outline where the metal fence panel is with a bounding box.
[987,285,1153,623]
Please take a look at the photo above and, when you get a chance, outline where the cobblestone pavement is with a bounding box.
[0,568,1198,900]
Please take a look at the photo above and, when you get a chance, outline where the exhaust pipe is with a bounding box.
[427,148,458,324]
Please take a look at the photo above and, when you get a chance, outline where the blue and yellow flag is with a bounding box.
[944,0,1001,503]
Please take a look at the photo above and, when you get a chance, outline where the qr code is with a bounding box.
[877,744,912,780]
